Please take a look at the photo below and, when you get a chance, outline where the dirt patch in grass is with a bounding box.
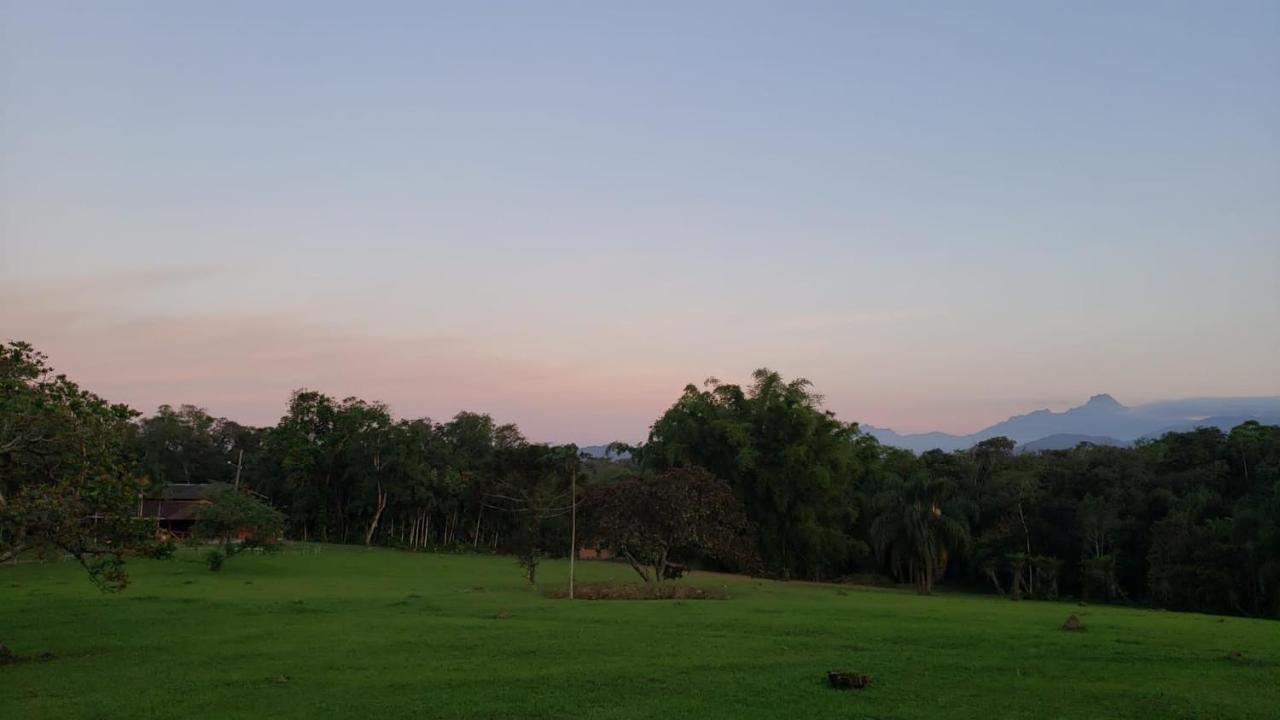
[544,583,728,600]
[827,671,870,690]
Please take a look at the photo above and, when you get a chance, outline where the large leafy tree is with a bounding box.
[869,470,970,594]
[586,466,754,583]
[134,404,251,486]
[260,390,344,541]
[633,369,867,580]
[0,341,149,588]
[484,442,579,584]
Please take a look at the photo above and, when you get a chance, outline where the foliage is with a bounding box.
[139,537,179,560]
[204,549,226,571]
[585,466,754,583]
[631,369,871,580]
[135,404,251,487]
[483,443,579,584]
[192,484,284,570]
[0,341,149,591]
[869,471,970,594]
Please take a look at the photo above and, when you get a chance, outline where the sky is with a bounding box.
[2,1,1278,443]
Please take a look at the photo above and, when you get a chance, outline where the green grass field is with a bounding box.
[2,546,1277,719]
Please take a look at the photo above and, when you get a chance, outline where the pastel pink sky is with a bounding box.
[3,3,1278,443]
[4,264,1277,443]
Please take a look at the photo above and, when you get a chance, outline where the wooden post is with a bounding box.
[569,465,577,600]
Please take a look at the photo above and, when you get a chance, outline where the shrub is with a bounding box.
[205,549,226,571]
[140,538,178,560]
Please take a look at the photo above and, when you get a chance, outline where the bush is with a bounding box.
[140,538,178,560]
[205,549,226,571]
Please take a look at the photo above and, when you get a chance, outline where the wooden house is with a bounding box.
[138,483,211,539]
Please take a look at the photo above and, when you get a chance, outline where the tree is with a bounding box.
[1078,493,1124,601]
[869,471,970,594]
[483,443,577,584]
[635,369,866,580]
[193,484,285,570]
[0,341,149,587]
[966,436,1015,527]
[586,467,754,584]
[134,404,243,486]
[263,390,342,541]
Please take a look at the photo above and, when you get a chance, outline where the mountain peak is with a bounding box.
[865,395,1280,453]
[1084,393,1122,409]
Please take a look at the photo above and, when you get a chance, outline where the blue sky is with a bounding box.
[2,1,1278,442]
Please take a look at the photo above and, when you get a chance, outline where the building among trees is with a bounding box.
[139,484,212,539]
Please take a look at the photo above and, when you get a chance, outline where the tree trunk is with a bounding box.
[1017,502,1033,596]
[621,550,651,583]
[1010,558,1026,600]
[364,482,388,546]
[984,566,1005,595]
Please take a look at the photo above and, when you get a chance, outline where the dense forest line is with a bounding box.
[3,342,1278,617]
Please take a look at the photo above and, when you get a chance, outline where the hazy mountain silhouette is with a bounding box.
[866,395,1280,453]
[579,444,629,459]
[1018,433,1123,453]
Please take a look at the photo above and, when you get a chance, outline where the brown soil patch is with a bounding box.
[828,671,870,689]
[1061,614,1086,631]
[545,583,728,600]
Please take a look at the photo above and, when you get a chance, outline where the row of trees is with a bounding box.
[626,370,1280,616]
[4,341,1278,618]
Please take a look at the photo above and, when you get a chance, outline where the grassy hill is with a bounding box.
[2,546,1277,719]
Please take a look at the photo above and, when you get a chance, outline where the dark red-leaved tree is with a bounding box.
[585,466,755,584]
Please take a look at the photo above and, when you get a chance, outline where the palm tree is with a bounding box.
[870,472,970,594]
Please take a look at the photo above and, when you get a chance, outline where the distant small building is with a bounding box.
[139,483,211,538]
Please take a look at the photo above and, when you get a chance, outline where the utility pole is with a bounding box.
[569,464,577,600]
[233,449,244,489]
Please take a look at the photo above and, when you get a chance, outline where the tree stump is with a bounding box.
[828,671,870,689]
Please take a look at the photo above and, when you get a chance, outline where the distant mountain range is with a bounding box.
[579,444,629,460]
[865,394,1280,453]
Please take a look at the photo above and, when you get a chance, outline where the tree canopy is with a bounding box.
[586,466,754,583]
[629,369,874,580]
[0,341,149,589]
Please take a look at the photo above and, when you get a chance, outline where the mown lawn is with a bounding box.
[2,545,1277,719]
